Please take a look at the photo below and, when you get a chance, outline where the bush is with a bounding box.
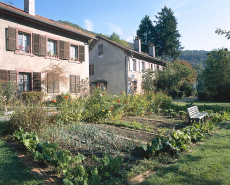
[10,102,47,132]
[21,92,44,104]
[198,91,211,101]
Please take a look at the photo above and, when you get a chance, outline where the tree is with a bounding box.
[153,6,183,60]
[154,60,196,97]
[203,48,230,101]
[215,28,230,40]
[136,15,154,53]
[108,32,130,47]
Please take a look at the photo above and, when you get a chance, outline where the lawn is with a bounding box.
[173,100,230,107]
[0,122,44,185]
[141,122,230,185]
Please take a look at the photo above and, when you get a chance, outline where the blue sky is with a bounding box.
[9,0,230,51]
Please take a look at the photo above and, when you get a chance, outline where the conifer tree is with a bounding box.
[136,15,154,53]
[153,6,183,60]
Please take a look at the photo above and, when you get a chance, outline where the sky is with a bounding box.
[7,0,230,51]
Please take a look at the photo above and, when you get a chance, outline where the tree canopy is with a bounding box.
[136,15,154,53]
[136,6,183,60]
[203,48,230,101]
[215,28,230,40]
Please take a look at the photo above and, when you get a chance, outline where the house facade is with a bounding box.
[0,0,95,98]
[89,35,166,95]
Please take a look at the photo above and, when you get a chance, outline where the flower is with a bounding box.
[51,109,53,111]
[52,99,56,103]
[102,93,104,95]
[117,100,121,103]
[125,101,127,103]
[108,111,111,113]
[64,96,68,99]
[120,92,123,94]
[102,110,105,112]
[97,85,99,87]
[148,102,150,105]
[111,107,113,110]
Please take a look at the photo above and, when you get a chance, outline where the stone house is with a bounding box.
[89,35,166,94]
[0,0,95,98]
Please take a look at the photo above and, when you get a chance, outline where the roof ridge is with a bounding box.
[0,1,95,39]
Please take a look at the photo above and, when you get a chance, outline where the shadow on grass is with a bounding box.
[0,129,43,185]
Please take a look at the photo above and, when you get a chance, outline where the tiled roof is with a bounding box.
[0,1,95,40]
[96,35,167,66]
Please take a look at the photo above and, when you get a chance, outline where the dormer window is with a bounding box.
[98,44,103,55]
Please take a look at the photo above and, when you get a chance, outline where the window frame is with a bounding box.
[98,44,103,56]
[133,59,137,71]
[70,75,80,94]
[46,36,59,60]
[15,28,33,56]
[70,44,79,61]
[18,72,31,92]
[89,64,94,75]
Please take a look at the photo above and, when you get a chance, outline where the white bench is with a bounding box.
[187,106,208,124]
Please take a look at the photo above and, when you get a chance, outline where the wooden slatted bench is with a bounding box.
[187,106,208,124]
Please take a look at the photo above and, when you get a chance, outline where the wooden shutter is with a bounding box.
[9,70,17,91]
[92,64,94,75]
[33,33,40,55]
[79,45,85,62]
[40,35,46,56]
[129,59,133,71]
[0,70,9,82]
[70,75,76,93]
[64,42,70,59]
[59,40,65,59]
[47,73,59,93]
[33,72,41,91]
[7,27,16,51]
[53,73,59,93]
[76,76,80,93]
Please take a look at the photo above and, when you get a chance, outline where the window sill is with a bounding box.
[68,60,81,64]
[14,50,34,57]
[45,56,60,60]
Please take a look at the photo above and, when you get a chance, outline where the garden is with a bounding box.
[0,85,230,185]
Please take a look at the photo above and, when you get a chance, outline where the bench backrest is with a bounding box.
[187,106,199,117]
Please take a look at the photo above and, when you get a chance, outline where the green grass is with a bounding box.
[140,122,230,185]
[173,100,230,107]
[0,121,44,185]
[106,120,153,132]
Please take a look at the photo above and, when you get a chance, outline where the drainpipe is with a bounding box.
[125,55,128,95]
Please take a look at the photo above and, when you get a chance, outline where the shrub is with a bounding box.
[21,91,44,104]
[10,102,47,132]
[198,91,211,101]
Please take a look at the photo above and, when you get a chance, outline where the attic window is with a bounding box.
[98,44,103,55]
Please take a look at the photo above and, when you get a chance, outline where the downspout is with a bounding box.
[125,55,128,95]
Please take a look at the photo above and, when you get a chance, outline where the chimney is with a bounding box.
[134,36,141,52]
[149,43,155,57]
[24,0,35,16]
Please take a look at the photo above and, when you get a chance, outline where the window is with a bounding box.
[98,44,103,55]
[18,32,30,52]
[70,45,78,60]
[132,80,137,93]
[47,73,59,93]
[70,75,80,93]
[47,39,57,57]
[19,73,31,92]
[133,59,137,71]
[89,64,94,75]
[142,61,145,71]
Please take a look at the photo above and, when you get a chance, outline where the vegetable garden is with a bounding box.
[1,86,230,185]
